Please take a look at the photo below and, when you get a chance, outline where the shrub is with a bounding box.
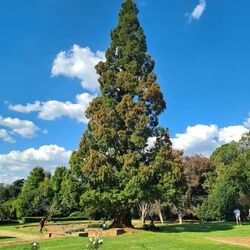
[0,219,19,225]
[52,216,88,222]
[69,211,88,218]
[86,235,103,250]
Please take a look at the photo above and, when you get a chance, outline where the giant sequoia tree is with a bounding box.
[70,0,180,227]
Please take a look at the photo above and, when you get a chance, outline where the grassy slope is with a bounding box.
[0,222,250,249]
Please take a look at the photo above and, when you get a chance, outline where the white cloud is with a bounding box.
[0,116,39,138]
[0,145,71,179]
[172,124,218,156]
[51,45,105,91]
[9,45,102,124]
[9,93,95,123]
[218,126,248,144]
[0,170,19,184]
[243,113,250,128]
[188,0,206,22]
[0,129,15,143]
[8,101,41,113]
[171,124,249,156]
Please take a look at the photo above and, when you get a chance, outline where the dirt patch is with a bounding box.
[207,237,250,248]
[20,223,89,236]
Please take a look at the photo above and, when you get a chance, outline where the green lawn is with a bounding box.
[1,221,250,249]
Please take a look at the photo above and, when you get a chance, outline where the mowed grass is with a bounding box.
[1,221,250,249]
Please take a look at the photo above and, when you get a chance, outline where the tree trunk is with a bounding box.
[158,209,164,224]
[141,209,146,225]
[154,200,164,224]
[110,208,133,228]
[173,203,183,225]
[178,213,183,224]
[138,202,150,226]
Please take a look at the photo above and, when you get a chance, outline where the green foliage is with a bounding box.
[0,179,24,219]
[199,181,238,220]
[51,216,88,222]
[70,0,176,227]
[199,132,250,220]
[0,219,19,224]
[16,167,50,218]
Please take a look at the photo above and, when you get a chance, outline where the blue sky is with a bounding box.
[0,0,250,182]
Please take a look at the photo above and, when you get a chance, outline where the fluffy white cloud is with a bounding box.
[9,92,95,123]
[189,0,206,22]
[8,101,41,113]
[51,45,105,91]
[172,124,218,156]
[0,116,39,138]
[0,129,15,143]
[9,45,102,124]
[218,126,248,144]
[171,124,249,156]
[0,145,71,179]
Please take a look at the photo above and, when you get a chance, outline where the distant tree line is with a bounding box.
[1,131,249,223]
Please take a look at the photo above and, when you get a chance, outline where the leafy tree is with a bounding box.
[7,179,25,199]
[50,166,68,217]
[0,184,9,205]
[33,176,53,216]
[70,0,174,227]
[16,167,47,218]
[180,155,213,218]
[0,179,24,219]
[199,181,238,220]
[60,170,83,216]
[1,199,17,219]
[199,132,250,220]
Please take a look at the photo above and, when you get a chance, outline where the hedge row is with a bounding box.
[21,216,88,223]
[0,219,19,225]
[21,217,44,223]
[51,217,88,222]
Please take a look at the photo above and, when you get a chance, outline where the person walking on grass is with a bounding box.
[39,218,46,233]
[233,208,241,226]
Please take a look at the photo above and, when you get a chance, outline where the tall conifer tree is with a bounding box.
[70,0,180,227]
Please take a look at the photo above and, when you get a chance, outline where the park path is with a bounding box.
[207,237,250,248]
[0,229,62,247]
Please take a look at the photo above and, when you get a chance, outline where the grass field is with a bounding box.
[1,221,250,249]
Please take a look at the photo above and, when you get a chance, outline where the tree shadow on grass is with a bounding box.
[0,236,16,240]
[161,222,234,233]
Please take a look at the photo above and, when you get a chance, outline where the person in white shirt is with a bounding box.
[233,208,241,225]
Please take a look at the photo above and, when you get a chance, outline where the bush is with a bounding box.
[198,181,238,221]
[0,219,19,225]
[87,223,102,228]
[69,211,88,218]
[52,216,88,222]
